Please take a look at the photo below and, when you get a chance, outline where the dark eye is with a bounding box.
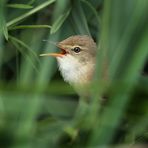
[73,47,81,53]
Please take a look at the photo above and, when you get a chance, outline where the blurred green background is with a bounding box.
[0,0,148,147]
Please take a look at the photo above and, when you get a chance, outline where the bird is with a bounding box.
[40,35,99,136]
[40,35,97,97]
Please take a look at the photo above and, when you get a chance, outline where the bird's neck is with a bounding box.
[57,55,95,86]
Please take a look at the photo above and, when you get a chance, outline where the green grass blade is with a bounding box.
[9,35,40,72]
[6,0,56,28]
[9,25,51,30]
[28,0,36,5]
[50,8,71,34]
[7,4,33,9]
[0,0,8,40]
[81,0,100,26]
[89,0,148,146]
[71,0,90,35]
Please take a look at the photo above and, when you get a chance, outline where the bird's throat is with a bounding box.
[57,55,95,85]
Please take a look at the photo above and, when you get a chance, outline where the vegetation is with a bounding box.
[0,0,148,147]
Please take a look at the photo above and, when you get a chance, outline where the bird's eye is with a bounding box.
[73,47,81,53]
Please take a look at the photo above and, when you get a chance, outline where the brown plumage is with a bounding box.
[40,35,97,96]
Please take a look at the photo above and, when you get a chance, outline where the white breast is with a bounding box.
[57,55,94,85]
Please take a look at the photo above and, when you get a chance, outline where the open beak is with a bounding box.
[40,45,67,57]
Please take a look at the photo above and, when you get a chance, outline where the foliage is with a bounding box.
[0,0,148,147]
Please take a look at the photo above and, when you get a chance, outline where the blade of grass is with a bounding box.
[13,1,71,147]
[109,0,148,80]
[0,81,74,96]
[0,0,8,40]
[8,25,51,30]
[7,4,33,9]
[0,0,7,74]
[9,35,40,72]
[18,29,46,86]
[86,0,111,132]
[28,0,36,5]
[71,0,90,35]
[90,24,148,147]
[6,0,56,28]
[81,0,100,26]
[9,35,39,62]
[50,8,71,34]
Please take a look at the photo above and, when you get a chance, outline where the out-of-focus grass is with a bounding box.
[0,0,148,147]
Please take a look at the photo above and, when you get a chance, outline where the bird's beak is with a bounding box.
[39,44,67,57]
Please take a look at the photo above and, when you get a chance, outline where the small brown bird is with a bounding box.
[40,35,97,96]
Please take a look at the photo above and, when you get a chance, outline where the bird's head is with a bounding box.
[40,35,97,85]
[40,35,96,63]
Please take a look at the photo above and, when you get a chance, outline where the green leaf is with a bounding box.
[50,8,71,34]
[9,25,51,30]
[6,0,56,28]
[7,4,33,9]
[0,1,8,40]
[81,0,100,26]
[28,0,36,5]
[71,0,90,35]
[9,35,40,72]
[0,21,8,41]
[2,21,8,40]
